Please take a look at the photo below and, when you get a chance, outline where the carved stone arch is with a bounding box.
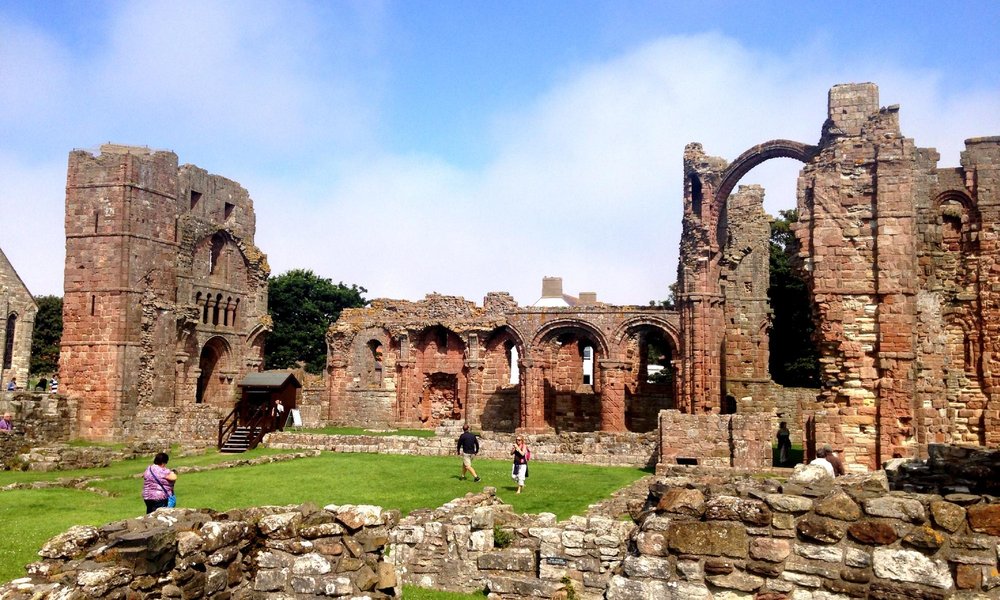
[196,335,233,406]
[612,315,680,350]
[532,319,610,358]
[714,140,820,208]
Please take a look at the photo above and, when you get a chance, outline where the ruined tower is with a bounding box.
[60,145,270,440]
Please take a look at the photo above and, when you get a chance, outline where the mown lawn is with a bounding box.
[0,451,648,584]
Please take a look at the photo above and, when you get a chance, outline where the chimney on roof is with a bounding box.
[541,277,563,298]
[579,292,597,305]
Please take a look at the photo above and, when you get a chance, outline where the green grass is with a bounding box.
[0,446,290,486]
[0,452,647,582]
[402,585,487,599]
[771,443,804,467]
[293,426,437,437]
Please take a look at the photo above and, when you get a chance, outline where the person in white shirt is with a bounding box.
[809,447,836,477]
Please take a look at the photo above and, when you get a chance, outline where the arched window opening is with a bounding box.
[581,344,594,385]
[723,394,737,415]
[232,298,240,328]
[942,213,962,252]
[223,297,232,326]
[506,341,520,385]
[366,340,384,387]
[689,173,703,219]
[2,314,15,369]
[644,330,673,384]
[435,327,448,353]
[209,234,225,275]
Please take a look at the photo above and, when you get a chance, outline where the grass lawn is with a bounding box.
[0,452,648,583]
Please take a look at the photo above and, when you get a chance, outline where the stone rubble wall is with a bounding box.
[610,466,1000,599]
[887,444,1000,496]
[389,488,634,600]
[264,430,658,467]
[119,403,224,446]
[658,410,771,468]
[0,503,400,600]
[0,393,77,468]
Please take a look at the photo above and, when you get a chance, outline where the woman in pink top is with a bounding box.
[142,452,177,513]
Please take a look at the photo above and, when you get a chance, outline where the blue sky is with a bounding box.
[2,1,999,305]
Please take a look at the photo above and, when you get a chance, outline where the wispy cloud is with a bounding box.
[1,9,999,309]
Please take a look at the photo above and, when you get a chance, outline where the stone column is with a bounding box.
[326,352,348,423]
[395,334,416,424]
[598,360,628,432]
[518,358,548,433]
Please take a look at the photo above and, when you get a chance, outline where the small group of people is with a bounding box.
[456,425,532,493]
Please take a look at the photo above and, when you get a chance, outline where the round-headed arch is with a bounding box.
[612,315,681,352]
[713,140,819,207]
[531,319,610,357]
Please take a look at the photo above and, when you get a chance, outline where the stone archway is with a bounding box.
[196,337,231,406]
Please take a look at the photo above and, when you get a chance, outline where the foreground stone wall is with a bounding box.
[390,488,633,600]
[610,467,1000,599]
[0,504,400,599]
[264,429,659,467]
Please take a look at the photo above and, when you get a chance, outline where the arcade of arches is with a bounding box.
[326,293,679,434]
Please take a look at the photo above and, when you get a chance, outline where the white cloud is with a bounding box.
[2,20,999,309]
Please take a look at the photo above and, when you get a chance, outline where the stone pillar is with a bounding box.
[598,360,628,431]
[327,352,348,423]
[395,334,415,423]
[464,359,484,429]
[518,358,548,433]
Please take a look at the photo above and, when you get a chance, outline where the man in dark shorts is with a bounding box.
[456,424,481,482]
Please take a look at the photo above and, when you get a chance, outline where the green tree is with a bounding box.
[768,209,820,387]
[265,270,367,373]
[30,295,63,376]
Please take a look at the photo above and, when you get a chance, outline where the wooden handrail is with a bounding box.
[218,405,239,449]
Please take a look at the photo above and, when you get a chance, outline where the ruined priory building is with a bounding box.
[60,145,270,440]
[679,83,1000,469]
[0,247,37,387]
[326,279,678,434]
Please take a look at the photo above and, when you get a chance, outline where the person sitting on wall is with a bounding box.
[6,377,16,391]
[823,444,846,476]
[0,412,13,433]
[34,378,47,392]
[49,377,58,394]
[809,446,836,478]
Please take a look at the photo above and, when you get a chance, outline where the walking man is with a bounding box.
[456,424,481,482]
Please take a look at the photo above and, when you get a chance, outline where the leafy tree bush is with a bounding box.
[768,210,820,387]
[30,295,62,376]
[265,270,367,373]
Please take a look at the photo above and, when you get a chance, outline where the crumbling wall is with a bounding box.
[60,145,269,442]
[327,293,680,435]
[389,488,633,599]
[609,467,1000,599]
[658,410,771,468]
[0,504,400,599]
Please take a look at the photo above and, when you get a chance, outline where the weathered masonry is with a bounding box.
[678,83,1000,469]
[60,145,270,440]
[0,247,36,388]
[326,281,679,434]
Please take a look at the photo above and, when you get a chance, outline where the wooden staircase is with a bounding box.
[218,404,270,453]
[219,425,264,453]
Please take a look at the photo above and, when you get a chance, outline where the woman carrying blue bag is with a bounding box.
[142,452,178,513]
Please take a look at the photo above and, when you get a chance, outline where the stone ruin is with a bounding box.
[58,144,271,441]
[0,247,37,388]
[3,82,992,471]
